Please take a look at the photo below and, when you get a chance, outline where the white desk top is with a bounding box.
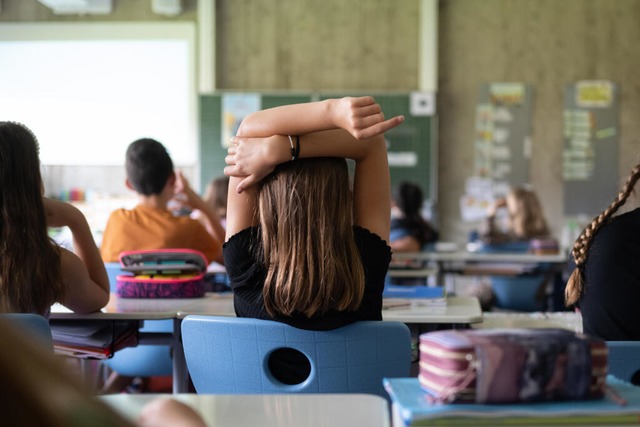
[50,293,205,320]
[392,250,568,264]
[382,296,483,324]
[50,293,483,326]
[473,311,583,332]
[100,393,390,427]
[177,293,483,325]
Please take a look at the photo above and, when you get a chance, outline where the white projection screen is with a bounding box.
[0,23,197,166]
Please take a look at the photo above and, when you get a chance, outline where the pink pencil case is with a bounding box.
[116,249,208,299]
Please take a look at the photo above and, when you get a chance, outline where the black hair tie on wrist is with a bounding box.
[288,135,300,161]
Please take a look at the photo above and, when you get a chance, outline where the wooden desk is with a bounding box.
[100,393,390,427]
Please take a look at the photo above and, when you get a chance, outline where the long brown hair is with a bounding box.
[0,122,64,314]
[507,187,549,239]
[0,319,134,427]
[257,157,365,318]
[565,163,640,306]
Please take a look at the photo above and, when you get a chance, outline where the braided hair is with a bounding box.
[565,162,640,306]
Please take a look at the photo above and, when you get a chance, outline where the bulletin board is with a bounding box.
[562,81,619,216]
[199,92,436,203]
[473,83,534,196]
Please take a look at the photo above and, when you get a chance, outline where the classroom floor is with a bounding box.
[60,356,173,394]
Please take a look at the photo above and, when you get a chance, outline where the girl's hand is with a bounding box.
[332,96,404,139]
[224,135,286,193]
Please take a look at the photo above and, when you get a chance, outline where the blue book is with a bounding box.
[384,377,640,426]
[383,285,445,299]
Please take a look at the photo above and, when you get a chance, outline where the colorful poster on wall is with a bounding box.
[473,83,534,195]
[221,93,261,148]
[563,81,619,215]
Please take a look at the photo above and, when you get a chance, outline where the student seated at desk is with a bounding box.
[196,175,230,291]
[0,122,109,315]
[100,138,225,265]
[566,162,640,340]
[470,187,557,312]
[224,97,403,382]
[388,181,438,286]
[224,96,403,329]
[389,181,438,253]
[99,138,225,393]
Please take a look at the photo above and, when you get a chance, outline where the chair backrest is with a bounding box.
[182,315,412,397]
[490,275,547,312]
[476,241,549,312]
[607,341,640,385]
[0,313,53,351]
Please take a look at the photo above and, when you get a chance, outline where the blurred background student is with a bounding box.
[480,186,551,246]
[201,175,230,228]
[389,181,438,252]
[197,175,231,291]
[470,187,557,312]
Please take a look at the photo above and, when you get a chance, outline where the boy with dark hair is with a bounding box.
[100,138,224,264]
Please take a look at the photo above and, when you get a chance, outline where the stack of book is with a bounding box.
[50,319,139,359]
[383,284,447,307]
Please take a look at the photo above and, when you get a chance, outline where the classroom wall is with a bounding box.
[437,0,640,244]
[214,0,420,90]
[5,0,640,245]
[0,0,197,21]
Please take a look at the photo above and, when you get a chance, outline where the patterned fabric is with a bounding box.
[116,275,206,298]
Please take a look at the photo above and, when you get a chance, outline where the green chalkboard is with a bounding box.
[200,93,312,192]
[199,92,436,203]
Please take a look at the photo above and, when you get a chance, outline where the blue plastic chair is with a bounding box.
[181,316,411,398]
[607,341,640,385]
[102,262,173,377]
[476,241,548,312]
[0,313,53,351]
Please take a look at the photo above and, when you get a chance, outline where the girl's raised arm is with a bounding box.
[224,97,403,240]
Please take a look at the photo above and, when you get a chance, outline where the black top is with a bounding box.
[222,226,392,331]
[579,207,640,340]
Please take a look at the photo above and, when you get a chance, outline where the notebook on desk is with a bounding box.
[384,377,640,426]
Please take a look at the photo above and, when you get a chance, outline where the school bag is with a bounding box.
[116,249,208,298]
[418,328,607,404]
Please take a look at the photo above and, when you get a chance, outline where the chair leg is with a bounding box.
[101,371,135,394]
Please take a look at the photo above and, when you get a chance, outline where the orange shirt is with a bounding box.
[100,205,221,263]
